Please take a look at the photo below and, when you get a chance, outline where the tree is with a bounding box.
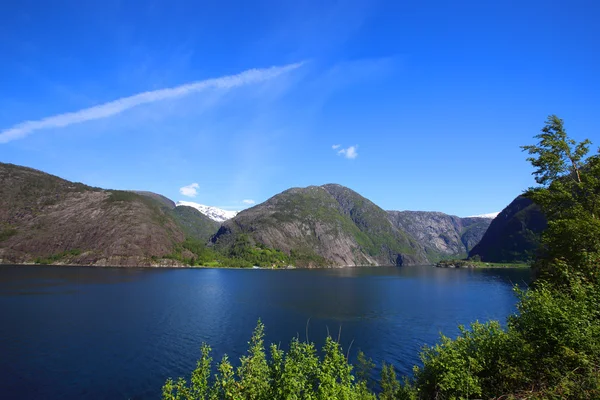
[522,115,590,186]
[521,115,600,284]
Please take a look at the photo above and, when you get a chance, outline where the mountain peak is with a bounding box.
[466,212,500,219]
[175,201,238,223]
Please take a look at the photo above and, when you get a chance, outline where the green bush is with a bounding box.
[34,249,82,264]
[408,116,600,399]
[162,321,377,400]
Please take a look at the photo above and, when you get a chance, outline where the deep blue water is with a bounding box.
[0,265,530,399]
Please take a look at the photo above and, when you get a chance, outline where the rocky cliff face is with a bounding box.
[0,163,219,266]
[386,211,492,262]
[212,184,428,267]
[469,196,546,263]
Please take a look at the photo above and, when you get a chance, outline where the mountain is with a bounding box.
[211,184,428,267]
[0,161,503,268]
[176,201,238,222]
[170,206,221,242]
[387,211,493,262]
[132,191,176,209]
[0,163,218,266]
[468,196,546,263]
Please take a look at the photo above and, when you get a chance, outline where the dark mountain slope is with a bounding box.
[132,191,176,209]
[469,196,546,263]
[387,211,492,262]
[170,206,221,242]
[211,184,428,267]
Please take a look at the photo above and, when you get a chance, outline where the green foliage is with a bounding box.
[406,116,600,399]
[521,115,600,284]
[162,321,377,400]
[34,249,82,264]
[522,115,591,186]
[467,254,481,262]
[356,351,375,387]
[410,281,600,399]
[225,234,292,268]
[413,321,522,399]
[380,363,401,400]
[289,249,329,268]
[436,259,528,269]
[170,206,220,242]
[0,226,17,242]
[105,190,141,203]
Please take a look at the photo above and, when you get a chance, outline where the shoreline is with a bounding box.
[0,262,436,270]
[1,261,530,270]
[435,259,530,269]
[0,262,378,270]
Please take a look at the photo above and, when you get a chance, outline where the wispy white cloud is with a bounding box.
[331,144,340,149]
[242,199,256,205]
[335,145,358,159]
[179,183,199,197]
[0,62,304,144]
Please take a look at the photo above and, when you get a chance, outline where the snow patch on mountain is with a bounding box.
[466,212,500,219]
[176,201,238,223]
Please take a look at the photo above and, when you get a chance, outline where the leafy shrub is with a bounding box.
[162,321,377,400]
[34,249,82,264]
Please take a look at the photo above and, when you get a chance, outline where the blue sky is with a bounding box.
[1,0,599,216]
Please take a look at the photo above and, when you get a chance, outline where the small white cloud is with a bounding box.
[179,183,199,197]
[242,199,256,205]
[337,145,358,159]
[332,144,341,149]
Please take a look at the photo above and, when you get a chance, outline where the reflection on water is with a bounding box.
[0,265,168,294]
[0,265,530,399]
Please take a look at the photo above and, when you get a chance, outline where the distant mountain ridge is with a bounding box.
[387,211,493,262]
[176,201,238,223]
[1,162,499,268]
[467,212,500,219]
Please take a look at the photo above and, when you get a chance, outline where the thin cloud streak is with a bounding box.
[0,62,304,143]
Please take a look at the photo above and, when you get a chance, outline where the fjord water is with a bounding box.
[0,265,529,399]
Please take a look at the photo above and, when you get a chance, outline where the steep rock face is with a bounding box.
[0,163,214,266]
[469,196,546,263]
[212,184,428,266]
[387,211,492,261]
[460,217,493,251]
